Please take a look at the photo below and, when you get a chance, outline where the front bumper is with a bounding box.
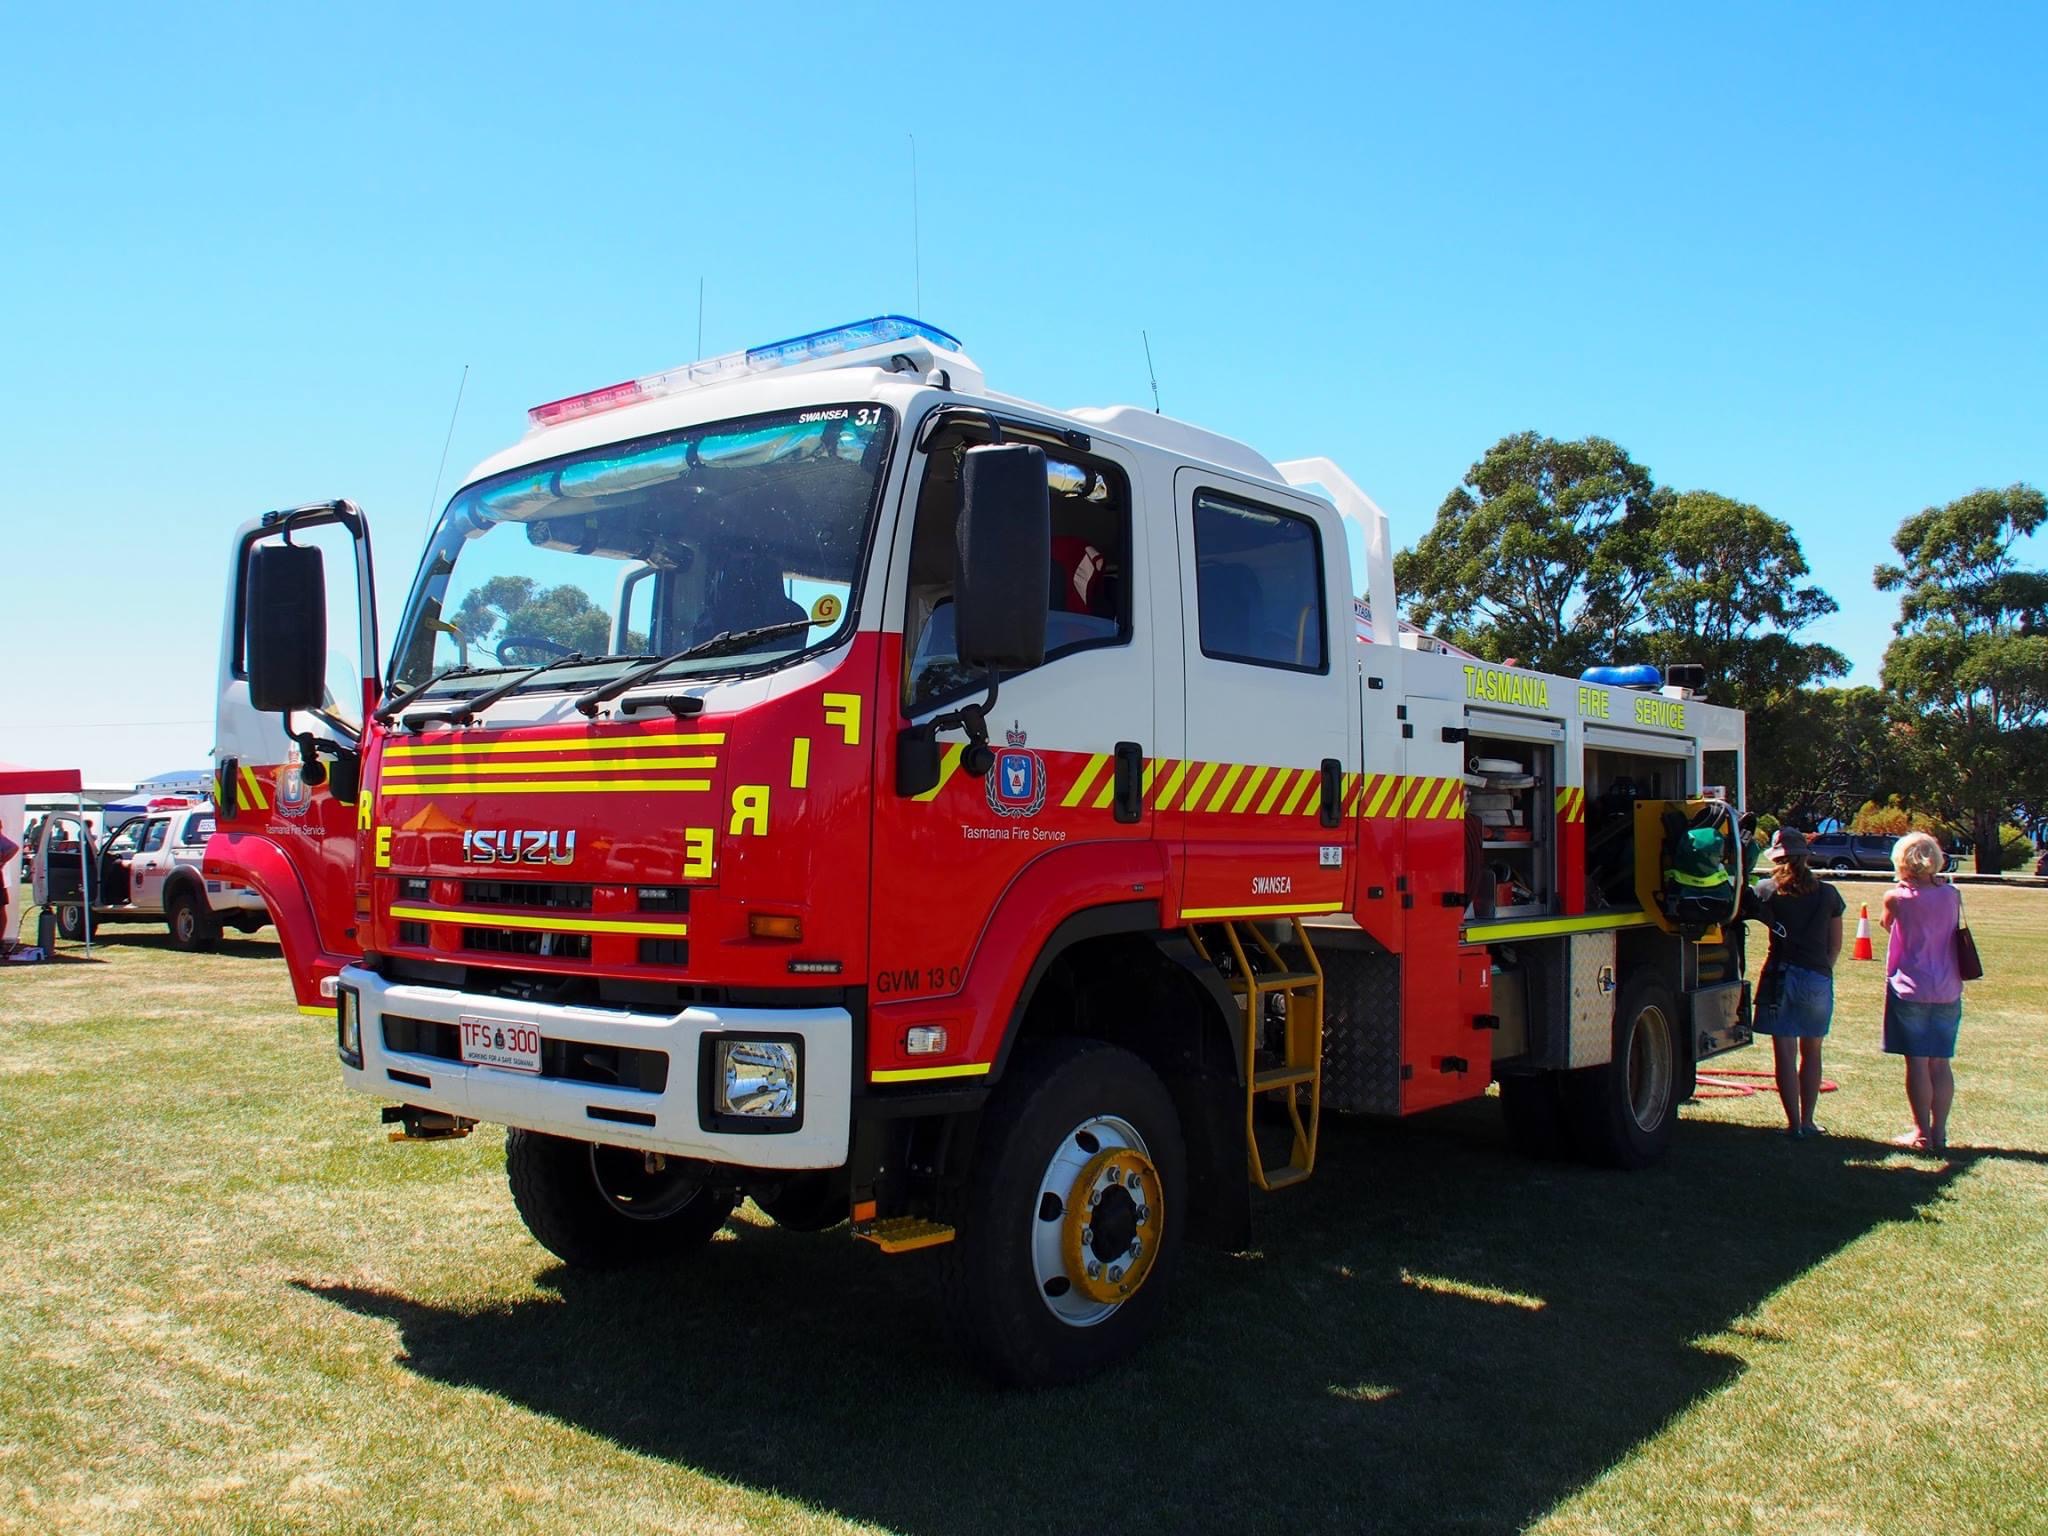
[337,966,851,1170]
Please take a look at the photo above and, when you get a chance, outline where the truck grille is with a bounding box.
[462,880,594,911]
[380,1013,668,1092]
[462,927,593,961]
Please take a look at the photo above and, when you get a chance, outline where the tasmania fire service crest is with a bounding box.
[988,724,1046,819]
[277,764,310,818]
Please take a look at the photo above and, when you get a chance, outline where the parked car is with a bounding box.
[33,800,268,949]
[1802,832,1899,871]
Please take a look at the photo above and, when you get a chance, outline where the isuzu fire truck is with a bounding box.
[212,316,1752,1385]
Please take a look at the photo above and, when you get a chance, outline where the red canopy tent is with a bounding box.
[0,763,91,955]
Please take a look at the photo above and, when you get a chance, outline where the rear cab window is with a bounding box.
[177,814,216,847]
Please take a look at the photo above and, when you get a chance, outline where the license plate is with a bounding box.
[458,1015,542,1074]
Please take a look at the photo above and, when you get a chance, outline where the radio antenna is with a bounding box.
[1142,330,1161,413]
[426,363,470,518]
[909,134,923,316]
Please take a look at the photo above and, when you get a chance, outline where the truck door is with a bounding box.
[209,503,379,1011]
[97,815,145,906]
[1171,470,1355,923]
[868,422,1160,1083]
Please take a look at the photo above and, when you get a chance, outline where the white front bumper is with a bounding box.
[337,966,851,1170]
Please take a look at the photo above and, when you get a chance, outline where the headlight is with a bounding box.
[337,986,363,1068]
[714,1039,799,1118]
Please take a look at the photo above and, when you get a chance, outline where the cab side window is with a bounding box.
[178,814,216,846]
[105,820,146,857]
[140,819,171,854]
[903,429,1132,712]
[1193,491,1327,673]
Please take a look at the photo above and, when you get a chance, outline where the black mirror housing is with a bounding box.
[954,443,1050,672]
[247,542,328,713]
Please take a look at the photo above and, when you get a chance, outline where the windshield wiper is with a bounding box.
[404,652,591,729]
[572,619,814,718]
[374,664,502,724]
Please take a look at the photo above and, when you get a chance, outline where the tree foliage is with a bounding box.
[1745,686,1914,829]
[1395,433,1660,676]
[452,575,616,662]
[1875,483,2048,871]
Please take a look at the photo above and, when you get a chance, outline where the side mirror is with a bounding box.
[247,543,328,713]
[953,443,1049,672]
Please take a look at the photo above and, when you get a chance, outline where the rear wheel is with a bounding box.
[1564,972,1682,1169]
[56,905,86,941]
[166,889,221,952]
[940,1040,1186,1387]
[505,1130,736,1268]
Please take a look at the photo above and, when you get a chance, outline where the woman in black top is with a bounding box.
[1745,829,1846,1138]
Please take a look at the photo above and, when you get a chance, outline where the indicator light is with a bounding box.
[748,913,803,941]
[905,1026,949,1056]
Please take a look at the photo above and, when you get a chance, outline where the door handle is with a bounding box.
[1319,758,1343,828]
[1113,742,1144,824]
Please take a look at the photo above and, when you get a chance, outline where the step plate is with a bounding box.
[851,1217,956,1254]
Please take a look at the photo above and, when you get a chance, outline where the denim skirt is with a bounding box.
[1883,989,1963,1058]
[1754,964,1833,1038]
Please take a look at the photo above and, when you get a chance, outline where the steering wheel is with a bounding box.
[496,634,574,666]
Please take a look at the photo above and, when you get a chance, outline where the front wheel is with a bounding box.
[166,889,221,952]
[940,1040,1186,1387]
[1564,972,1683,1169]
[56,905,86,941]
[505,1130,736,1268]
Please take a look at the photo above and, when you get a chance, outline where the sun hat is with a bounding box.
[1766,828,1810,864]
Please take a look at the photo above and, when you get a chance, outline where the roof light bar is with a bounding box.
[527,315,963,429]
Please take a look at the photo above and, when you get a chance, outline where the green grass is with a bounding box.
[1,884,2044,1535]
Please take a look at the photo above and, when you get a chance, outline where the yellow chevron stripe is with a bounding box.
[383,732,726,758]
[1231,765,1271,814]
[1152,760,1189,811]
[389,904,690,936]
[1284,768,1320,815]
[381,756,716,777]
[1181,761,1220,814]
[1426,778,1456,819]
[1062,752,1109,808]
[381,778,712,796]
[912,741,966,803]
[1363,774,1397,818]
[1255,769,1292,815]
[1204,762,1246,813]
[240,764,269,811]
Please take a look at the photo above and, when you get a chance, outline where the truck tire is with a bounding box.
[1499,1072,1574,1159]
[939,1039,1186,1387]
[57,905,86,941]
[505,1129,735,1269]
[166,888,222,952]
[1564,971,1682,1169]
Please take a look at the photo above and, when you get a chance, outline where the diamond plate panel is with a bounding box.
[1313,948,1404,1115]
[1567,932,1618,1068]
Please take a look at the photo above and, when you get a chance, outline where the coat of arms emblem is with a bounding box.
[987,724,1046,819]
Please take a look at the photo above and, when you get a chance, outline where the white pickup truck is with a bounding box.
[35,800,268,950]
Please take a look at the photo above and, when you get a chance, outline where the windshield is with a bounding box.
[388,403,896,694]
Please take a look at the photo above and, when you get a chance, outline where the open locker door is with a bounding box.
[206,502,380,1015]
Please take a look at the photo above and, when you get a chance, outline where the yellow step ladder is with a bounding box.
[1187,917,1324,1191]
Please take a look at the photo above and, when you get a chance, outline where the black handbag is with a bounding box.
[1956,892,1984,982]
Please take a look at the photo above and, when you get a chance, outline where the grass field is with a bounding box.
[1,884,2043,1536]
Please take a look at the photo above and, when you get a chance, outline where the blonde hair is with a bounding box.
[1893,830,1945,884]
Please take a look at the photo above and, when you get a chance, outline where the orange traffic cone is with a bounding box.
[1852,904,1874,961]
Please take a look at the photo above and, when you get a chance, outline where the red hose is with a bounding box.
[1693,1068,1840,1100]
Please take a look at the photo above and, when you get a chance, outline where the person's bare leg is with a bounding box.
[1897,1058,1932,1147]
[1772,1036,1800,1131]
[1798,1039,1824,1131]
[1929,1059,1956,1151]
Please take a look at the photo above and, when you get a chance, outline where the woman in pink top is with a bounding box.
[1876,831,1965,1153]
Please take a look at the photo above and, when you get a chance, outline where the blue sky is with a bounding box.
[2,2,2041,782]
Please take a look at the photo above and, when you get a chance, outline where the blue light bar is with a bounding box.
[529,315,965,428]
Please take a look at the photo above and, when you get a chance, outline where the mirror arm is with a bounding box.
[919,666,1002,778]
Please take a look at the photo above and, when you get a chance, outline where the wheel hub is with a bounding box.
[1058,1146,1162,1306]
[1626,1004,1675,1134]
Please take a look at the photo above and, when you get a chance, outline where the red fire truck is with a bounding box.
[211,316,1752,1384]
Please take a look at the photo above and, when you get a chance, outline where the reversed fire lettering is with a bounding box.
[823,692,861,746]
[729,785,770,836]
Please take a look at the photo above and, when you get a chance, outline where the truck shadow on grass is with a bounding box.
[303,1110,1970,1536]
